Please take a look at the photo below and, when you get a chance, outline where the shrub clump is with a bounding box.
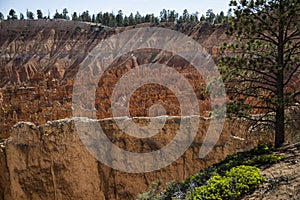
[187,165,265,200]
[138,144,284,200]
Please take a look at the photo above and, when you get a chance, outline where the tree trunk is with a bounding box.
[275,105,284,148]
[275,2,285,148]
[275,62,285,148]
[275,62,284,148]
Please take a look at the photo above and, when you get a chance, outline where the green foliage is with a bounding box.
[219,0,300,148]
[8,9,17,20]
[74,26,81,32]
[26,10,34,20]
[19,13,24,20]
[140,144,284,199]
[245,154,285,165]
[71,12,78,21]
[37,9,43,19]
[205,9,215,23]
[188,175,233,200]
[0,12,4,20]
[216,143,274,172]
[226,165,265,194]
[252,143,274,155]
[187,166,265,200]
[2,7,228,26]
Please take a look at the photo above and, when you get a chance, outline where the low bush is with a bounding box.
[245,154,285,165]
[187,165,265,200]
[138,144,284,200]
[187,175,233,200]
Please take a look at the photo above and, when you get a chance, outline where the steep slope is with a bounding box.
[242,143,300,200]
[0,117,272,200]
[0,19,299,200]
[0,20,229,139]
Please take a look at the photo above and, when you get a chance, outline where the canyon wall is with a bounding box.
[1,20,299,200]
[0,116,274,200]
[0,20,229,139]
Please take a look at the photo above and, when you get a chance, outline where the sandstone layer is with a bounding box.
[0,116,273,200]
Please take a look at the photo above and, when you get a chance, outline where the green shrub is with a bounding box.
[245,154,285,165]
[187,165,265,200]
[226,165,265,195]
[188,175,234,200]
[139,144,280,199]
[215,143,274,173]
[251,143,274,155]
[74,26,81,32]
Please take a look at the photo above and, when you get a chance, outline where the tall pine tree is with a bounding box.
[219,0,300,147]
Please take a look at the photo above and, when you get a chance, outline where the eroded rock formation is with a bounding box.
[1,20,281,200]
[0,20,229,139]
[0,116,273,200]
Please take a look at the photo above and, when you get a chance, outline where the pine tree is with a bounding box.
[206,9,215,23]
[102,12,110,26]
[62,8,69,20]
[219,0,300,148]
[26,10,34,19]
[20,13,24,20]
[8,9,17,20]
[37,10,43,19]
[116,10,123,26]
[200,14,206,21]
[72,12,78,21]
[168,10,178,22]
[160,9,167,22]
[96,12,103,24]
[182,9,189,22]
[53,10,63,19]
[123,16,129,26]
[135,11,142,24]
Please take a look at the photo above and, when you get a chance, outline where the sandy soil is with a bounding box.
[243,143,300,200]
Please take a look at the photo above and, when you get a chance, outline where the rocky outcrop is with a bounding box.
[0,116,273,200]
[0,20,229,139]
[1,20,299,200]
